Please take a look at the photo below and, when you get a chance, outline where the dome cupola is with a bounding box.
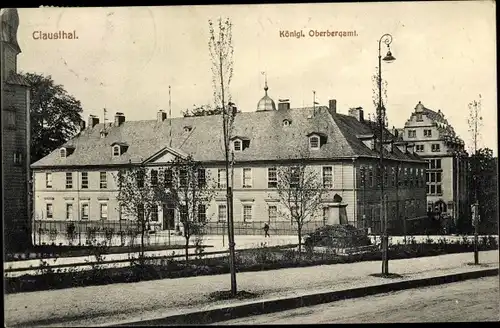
[256,78,276,112]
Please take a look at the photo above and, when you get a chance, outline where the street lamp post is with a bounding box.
[377,33,396,276]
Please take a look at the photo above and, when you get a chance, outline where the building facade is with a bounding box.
[31,87,427,241]
[397,101,468,230]
[1,9,31,251]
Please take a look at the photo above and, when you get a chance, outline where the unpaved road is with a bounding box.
[218,276,500,324]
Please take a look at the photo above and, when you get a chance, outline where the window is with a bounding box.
[290,167,300,188]
[291,206,299,224]
[416,145,425,152]
[113,145,121,156]
[137,170,145,188]
[66,172,73,189]
[243,205,253,222]
[416,113,423,122]
[234,140,242,151]
[283,120,291,127]
[426,172,442,195]
[424,129,432,137]
[150,169,158,186]
[218,204,227,222]
[428,159,442,169]
[242,168,252,188]
[409,168,414,187]
[100,203,108,219]
[268,167,277,188]
[198,168,206,188]
[198,204,206,222]
[323,207,329,225]
[268,205,277,222]
[218,169,227,189]
[367,167,373,188]
[81,172,89,189]
[13,151,23,165]
[66,203,73,220]
[391,167,396,187]
[431,144,440,152]
[81,203,89,220]
[179,169,187,188]
[60,148,66,158]
[404,168,408,187]
[151,206,158,222]
[5,110,16,129]
[408,130,416,138]
[100,172,107,189]
[46,204,53,219]
[309,136,320,149]
[164,169,173,188]
[322,166,333,188]
[45,173,52,188]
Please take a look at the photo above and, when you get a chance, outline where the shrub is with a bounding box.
[85,227,99,245]
[104,228,115,246]
[66,223,77,245]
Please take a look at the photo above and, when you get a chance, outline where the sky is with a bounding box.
[17,1,497,155]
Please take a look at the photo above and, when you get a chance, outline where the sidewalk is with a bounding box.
[4,250,498,327]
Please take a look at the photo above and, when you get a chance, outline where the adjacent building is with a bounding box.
[396,101,468,230]
[1,8,31,251]
[31,85,427,241]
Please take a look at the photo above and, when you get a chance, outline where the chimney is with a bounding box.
[329,99,337,114]
[88,115,99,128]
[157,110,167,122]
[348,107,364,122]
[278,99,290,111]
[114,112,125,126]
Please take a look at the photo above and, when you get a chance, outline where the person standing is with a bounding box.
[263,223,270,238]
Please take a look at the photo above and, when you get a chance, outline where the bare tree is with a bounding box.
[115,166,170,259]
[208,17,238,295]
[274,162,327,256]
[467,94,483,265]
[169,155,216,262]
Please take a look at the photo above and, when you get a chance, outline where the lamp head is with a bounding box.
[383,50,396,63]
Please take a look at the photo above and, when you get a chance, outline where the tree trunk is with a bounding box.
[140,228,145,259]
[185,236,190,263]
[298,226,302,259]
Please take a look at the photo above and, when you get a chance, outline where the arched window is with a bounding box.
[309,136,320,149]
[113,145,121,157]
[60,148,66,158]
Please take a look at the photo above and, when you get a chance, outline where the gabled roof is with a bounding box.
[31,106,424,169]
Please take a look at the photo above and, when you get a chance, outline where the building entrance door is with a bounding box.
[163,204,175,231]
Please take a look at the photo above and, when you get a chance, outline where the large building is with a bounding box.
[31,85,427,241]
[1,8,31,251]
[396,101,468,231]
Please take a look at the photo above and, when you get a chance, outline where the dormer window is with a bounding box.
[307,132,327,150]
[283,119,291,127]
[113,145,121,157]
[111,142,128,157]
[184,125,193,133]
[416,113,423,122]
[100,130,108,138]
[310,136,320,149]
[231,136,250,151]
[60,146,75,158]
[234,140,242,151]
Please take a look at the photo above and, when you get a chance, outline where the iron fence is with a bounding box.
[32,219,185,247]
